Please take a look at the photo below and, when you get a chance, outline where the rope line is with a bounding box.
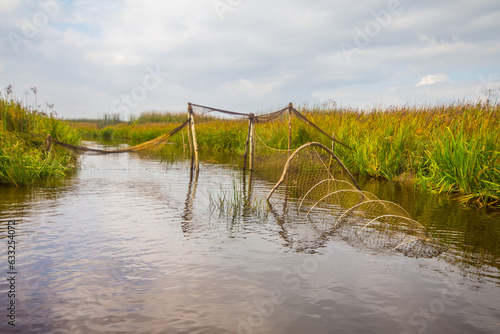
[254,107,289,123]
[189,103,250,117]
[50,119,189,154]
[255,130,288,152]
[290,107,351,149]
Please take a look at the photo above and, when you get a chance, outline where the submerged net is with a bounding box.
[49,119,189,154]
[267,142,448,258]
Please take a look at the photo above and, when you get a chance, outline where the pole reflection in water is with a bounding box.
[181,164,199,234]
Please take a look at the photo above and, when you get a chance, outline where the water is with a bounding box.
[0,143,499,333]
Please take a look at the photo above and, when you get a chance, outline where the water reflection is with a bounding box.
[182,166,199,234]
[159,143,500,280]
[355,177,500,282]
[0,142,499,333]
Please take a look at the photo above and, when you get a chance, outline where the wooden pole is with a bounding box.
[288,102,292,158]
[188,103,199,169]
[45,134,53,153]
[248,113,255,172]
[242,116,252,174]
[187,105,193,159]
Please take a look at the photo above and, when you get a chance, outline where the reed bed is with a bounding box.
[73,102,500,208]
[303,103,500,208]
[129,110,192,124]
[73,114,249,152]
[208,180,269,221]
[0,97,80,186]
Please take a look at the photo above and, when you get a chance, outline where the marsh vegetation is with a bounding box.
[71,102,500,208]
[0,96,80,186]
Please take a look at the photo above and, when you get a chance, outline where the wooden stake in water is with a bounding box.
[187,105,193,158]
[288,102,293,158]
[243,116,252,174]
[188,103,199,169]
[248,113,255,172]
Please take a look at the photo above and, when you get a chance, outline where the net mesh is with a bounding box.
[50,119,189,154]
[267,143,448,258]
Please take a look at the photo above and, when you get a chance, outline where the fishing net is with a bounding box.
[49,119,189,154]
[49,102,447,258]
[267,142,448,258]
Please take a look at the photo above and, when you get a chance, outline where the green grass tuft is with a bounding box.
[0,96,80,186]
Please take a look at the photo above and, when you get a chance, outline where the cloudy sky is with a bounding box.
[1,0,499,119]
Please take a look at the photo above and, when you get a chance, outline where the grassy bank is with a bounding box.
[0,97,80,186]
[305,103,499,208]
[72,103,500,208]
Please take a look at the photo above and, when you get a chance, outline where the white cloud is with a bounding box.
[0,0,499,117]
[415,74,451,87]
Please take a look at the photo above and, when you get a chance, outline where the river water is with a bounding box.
[0,142,499,333]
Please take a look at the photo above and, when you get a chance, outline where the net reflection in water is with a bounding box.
[266,142,448,258]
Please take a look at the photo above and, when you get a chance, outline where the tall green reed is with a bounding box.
[0,97,80,186]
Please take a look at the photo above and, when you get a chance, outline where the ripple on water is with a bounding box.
[1,149,499,333]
